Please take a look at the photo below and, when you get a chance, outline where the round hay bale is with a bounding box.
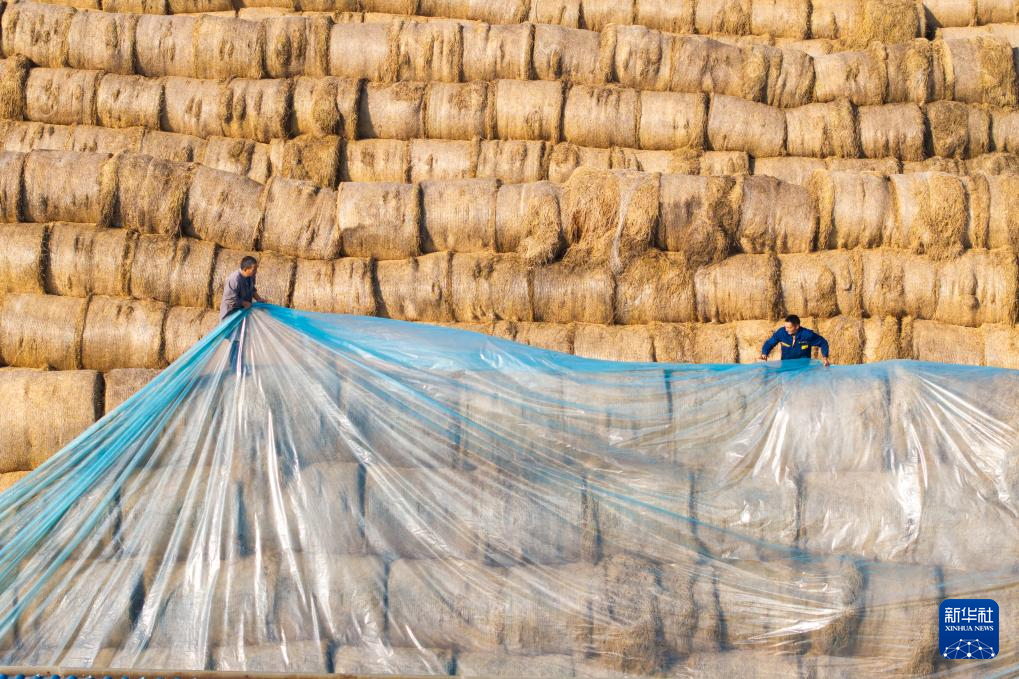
[707,94,785,158]
[291,257,375,315]
[212,641,329,674]
[751,0,810,39]
[811,0,922,47]
[376,252,453,321]
[903,156,968,173]
[23,149,117,225]
[476,139,548,184]
[292,76,359,139]
[276,132,342,185]
[810,170,889,249]
[162,77,225,138]
[420,0,529,23]
[861,249,939,320]
[934,249,1017,326]
[456,653,573,678]
[463,22,532,81]
[827,156,900,174]
[211,248,295,308]
[610,147,699,174]
[737,174,818,254]
[858,103,926,162]
[500,562,595,657]
[669,36,768,103]
[885,39,933,105]
[863,315,901,362]
[657,174,734,267]
[529,0,581,27]
[631,0,694,32]
[755,44,816,109]
[943,37,1018,107]
[103,367,161,414]
[510,321,570,352]
[908,318,985,364]
[694,0,751,34]
[68,125,144,155]
[327,20,399,81]
[785,100,859,159]
[690,322,737,362]
[0,151,23,224]
[812,46,886,106]
[547,142,611,183]
[967,151,1017,176]
[449,252,532,322]
[331,646,452,676]
[604,25,674,93]
[700,149,750,175]
[395,19,463,83]
[925,0,979,28]
[780,250,863,319]
[130,234,216,308]
[651,322,696,362]
[533,24,603,84]
[753,156,826,187]
[46,223,135,298]
[0,224,45,295]
[337,181,420,259]
[886,172,967,260]
[357,81,426,140]
[926,100,980,159]
[562,84,639,149]
[493,79,564,142]
[24,67,100,127]
[986,324,1019,369]
[261,177,339,259]
[571,323,654,361]
[135,15,196,77]
[203,136,269,181]
[341,138,409,182]
[424,81,492,141]
[82,295,166,370]
[531,262,614,323]
[185,165,264,250]
[615,252,696,324]
[66,9,137,75]
[421,178,497,253]
[113,152,191,236]
[637,91,707,151]
[694,253,781,322]
[194,15,265,79]
[494,180,562,265]
[0,292,88,369]
[0,57,30,122]
[1,3,74,69]
[221,78,291,144]
[162,305,219,363]
[986,174,1019,251]
[264,14,330,78]
[139,129,207,163]
[409,138,480,181]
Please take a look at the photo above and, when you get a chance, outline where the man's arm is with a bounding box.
[811,332,831,366]
[760,331,780,360]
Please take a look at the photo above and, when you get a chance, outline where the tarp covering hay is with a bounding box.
[0,292,88,370]
[161,305,218,364]
[337,182,421,259]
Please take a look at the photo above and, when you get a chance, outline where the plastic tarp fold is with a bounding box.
[0,305,1017,677]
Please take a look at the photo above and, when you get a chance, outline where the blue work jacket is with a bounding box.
[761,327,829,360]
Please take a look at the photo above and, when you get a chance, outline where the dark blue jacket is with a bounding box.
[762,327,829,360]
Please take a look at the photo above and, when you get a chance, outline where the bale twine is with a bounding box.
[135,15,196,77]
[885,39,934,105]
[531,262,613,324]
[113,152,190,236]
[476,139,548,184]
[212,248,295,308]
[615,253,696,324]
[860,249,939,319]
[421,178,497,253]
[268,134,343,188]
[140,129,208,163]
[812,47,886,106]
[292,76,360,138]
[450,253,532,322]
[562,85,639,149]
[409,138,480,182]
[357,81,426,140]
[858,104,925,162]
[0,292,88,370]
[337,181,420,259]
[694,253,781,322]
[0,224,45,295]
[261,177,339,260]
[424,81,492,141]
[162,77,225,138]
[909,319,985,364]
[494,181,562,265]
[737,175,817,254]
[291,257,376,315]
[212,642,328,674]
[0,3,74,69]
[456,653,573,678]
[493,79,564,142]
[264,15,330,78]
[700,149,750,175]
[755,44,816,109]
[462,22,532,81]
[341,139,409,182]
[82,295,166,371]
[886,172,967,260]
[221,78,291,144]
[104,367,160,413]
[0,367,101,472]
[130,234,216,308]
[942,37,1018,107]
[784,100,859,159]
[327,21,399,81]
[533,24,603,84]
[66,10,137,75]
[331,646,452,676]
[780,251,863,319]
[194,15,265,79]
[707,95,785,158]
[395,19,463,83]
[376,252,453,322]
[637,91,706,152]
[547,142,611,184]
[69,124,144,155]
[934,249,1017,327]
[185,165,264,250]
[24,67,100,127]
[753,157,825,187]
[45,222,135,298]
[162,305,219,363]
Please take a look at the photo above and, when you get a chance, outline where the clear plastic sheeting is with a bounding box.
[0,305,1017,677]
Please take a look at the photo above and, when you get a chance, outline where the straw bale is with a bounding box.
[185,165,264,250]
[752,156,824,186]
[139,129,207,163]
[669,35,769,102]
[0,224,45,295]
[547,142,611,183]
[493,79,563,142]
[588,554,665,675]
[212,248,295,308]
[456,653,573,678]
[687,322,735,362]
[533,24,602,84]
[737,175,817,253]
[357,81,426,140]
[462,22,532,81]
[813,0,922,47]
[45,223,134,298]
[135,15,196,77]
[221,78,291,143]
[827,158,899,175]
[327,21,399,81]
[861,249,940,320]
[64,11,135,76]
[812,47,886,106]
[494,181,562,265]
[212,642,328,673]
[968,151,1019,174]
[603,25,672,93]
[162,77,225,138]
[751,0,810,38]
[529,0,581,27]
[424,81,492,141]
[0,293,86,369]
[337,181,420,259]
[510,322,570,352]
[627,0,693,33]
[65,125,139,155]
[707,95,785,158]
[1,3,73,69]
[331,646,452,676]
[910,319,985,364]
[0,57,29,123]
[637,91,706,152]
[422,0,529,22]
[695,253,780,322]
[729,318,778,363]
[925,0,978,27]
[694,0,751,34]
[104,367,160,413]
[903,157,966,174]
[934,249,1017,326]
[561,85,638,149]
[376,252,453,321]
[81,295,166,371]
[342,138,409,182]
[884,39,933,106]
[0,151,23,223]
[291,257,375,315]
[162,306,219,363]
[112,152,190,236]
[264,15,330,78]
[926,100,989,159]
[978,0,1018,22]
[886,172,967,259]
[22,150,116,225]
[862,316,900,362]
[943,37,1018,107]
[262,178,338,261]
[781,251,863,318]
[499,561,595,659]
[987,174,1019,251]
[575,324,656,362]
[963,174,989,250]
[409,138,479,181]
[857,103,925,162]
[785,100,859,159]
[657,174,734,267]
[756,44,815,109]
[129,234,215,308]
[651,322,697,362]
[476,140,547,184]
[292,76,359,139]
[0,121,51,153]
[421,178,496,253]
[813,315,864,364]
[612,252,693,325]
[985,324,1019,368]
[24,67,99,127]
[811,170,889,250]
[0,470,29,492]
[266,135,337,187]
[395,19,463,82]
[194,15,265,79]
[202,136,266,182]
[532,262,614,324]
[700,149,750,175]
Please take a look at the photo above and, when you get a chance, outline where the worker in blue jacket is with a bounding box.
[760,315,831,367]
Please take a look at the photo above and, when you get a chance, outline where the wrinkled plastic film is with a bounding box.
[0,305,1017,676]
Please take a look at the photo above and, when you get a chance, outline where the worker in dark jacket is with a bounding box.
[220,255,266,320]
[760,315,831,367]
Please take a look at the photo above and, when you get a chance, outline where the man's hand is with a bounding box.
[759,354,769,362]
[822,357,831,368]
[241,300,252,309]
[254,293,267,303]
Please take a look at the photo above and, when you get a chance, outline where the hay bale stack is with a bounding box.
[529,0,582,27]
[140,129,207,163]
[494,181,562,265]
[631,0,695,33]
[273,462,364,555]
[194,15,265,79]
[572,323,655,361]
[501,562,594,657]
[0,293,88,370]
[0,151,23,222]
[260,177,339,260]
[693,0,751,34]
[695,254,781,322]
[637,91,707,151]
[291,257,375,315]
[968,151,1019,174]
[421,178,497,253]
[785,100,859,159]
[269,135,341,187]
[449,253,532,322]
[67,10,137,75]
[812,47,887,106]
[886,172,967,260]
[135,15,196,77]
[533,24,602,84]
[410,138,480,181]
[82,295,166,371]
[292,76,360,138]
[212,642,328,673]
[395,19,463,83]
[22,150,116,225]
[185,165,264,250]
[942,37,1019,107]
[547,142,611,183]
[376,252,454,322]
[264,15,330,78]
[456,653,573,677]
[104,367,161,413]
[780,251,863,319]
[463,23,532,81]
[934,249,1018,327]
[657,174,735,267]
[358,81,426,140]
[562,85,638,149]
[511,322,572,352]
[694,472,799,559]
[130,235,216,308]
[162,77,225,138]
[737,175,817,254]
[909,319,985,364]
[424,82,492,141]
[861,249,939,319]
[162,306,219,363]
[0,367,101,472]
[341,139,409,182]
[493,80,563,142]
[0,57,30,123]
[1,3,74,69]
[476,140,548,184]
[221,78,291,144]
[327,21,398,81]
[0,224,45,295]
[113,152,190,236]
[212,248,295,308]
[532,262,614,324]
[25,67,100,127]
[858,104,926,162]
[331,646,452,676]
[611,147,700,175]
[337,182,420,259]
[46,223,135,298]
[707,95,785,158]
[615,253,696,324]
[811,170,889,249]
[202,137,272,184]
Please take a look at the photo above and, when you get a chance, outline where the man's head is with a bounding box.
[784,314,801,334]
[239,256,258,277]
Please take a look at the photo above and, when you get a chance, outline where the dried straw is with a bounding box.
[615,252,696,324]
[670,35,768,102]
[104,367,160,413]
[113,152,191,236]
[409,138,480,181]
[547,142,611,184]
[812,46,887,106]
[0,57,30,122]
[337,181,420,259]
[909,319,985,364]
[493,79,564,142]
[202,137,269,182]
[886,172,966,260]
[753,157,826,187]
[494,181,562,265]
[421,178,497,252]
[695,253,781,322]
[737,175,817,254]
[424,81,492,141]
[638,91,706,152]
[162,77,225,138]
[185,165,264,250]
[140,129,208,163]
[695,0,751,34]
[562,84,639,149]
[533,24,603,84]
[501,562,595,657]
[810,170,889,250]
[376,252,453,322]
[135,15,196,77]
[23,150,117,225]
[449,253,532,322]
[531,261,614,324]
[0,152,24,222]
[327,20,399,81]
[395,19,463,82]
[357,81,426,140]
[341,139,409,182]
[194,15,266,79]
[0,292,88,370]
[292,76,360,139]
[858,104,926,162]
[462,22,533,81]
[0,224,45,295]
[82,295,166,371]
[476,140,548,184]
[943,36,1018,107]
[701,149,750,175]
[707,94,785,158]
[863,316,901,362]
[934,249,1017,326]
[45,223,135,298]
[290,257,376,315]
[885,39,932,105]
[130,234,216,308]
[264,15,330,78]
[1,2,74,69]
[69,125,144,155]
[657,174,734,268]
[67,10,137,75]
[785,100,859,159]
[220,78,292,144]
[780,251,863,319]
[261,177,339,260]
[24,67,100,127]
[860,249,939,320]
[162,306,219,363]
